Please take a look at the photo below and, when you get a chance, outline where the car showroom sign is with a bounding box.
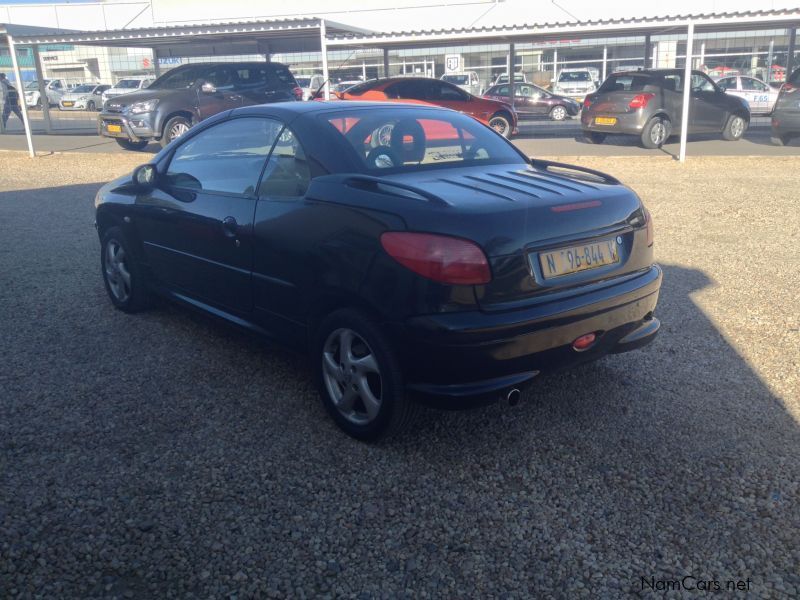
[445,54,462,74]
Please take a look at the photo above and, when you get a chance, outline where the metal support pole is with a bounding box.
[362,60,366,81]
[8,36,35,157]
[767,39,775,83]
[679,23,694,163]
[31,45,51,134]
[509,43,515,108]
[152,49,161,77]
[787,27,797,81]
[319,19,330,100]
[602,45,607,81]
[383,48,389,78]
[699,41,705,69]
[644,35,652,68]
[553,48,558,86]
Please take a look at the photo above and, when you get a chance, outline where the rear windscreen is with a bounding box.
[597,74,653,93]
[789,69,800,85]
[321,107,526,174]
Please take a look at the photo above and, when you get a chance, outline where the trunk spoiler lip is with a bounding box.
[528,158,621,186]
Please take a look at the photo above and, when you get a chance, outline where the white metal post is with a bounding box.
[699,41,705,69]
[602,45,607,81]
[362,60,366,81]
[8,35,35,158]
[679,23,695,163]
[320,19,330,100]
[767,39,774,82]
[32,45,51,134]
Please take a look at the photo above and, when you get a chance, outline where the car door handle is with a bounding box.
[222,216,238,237]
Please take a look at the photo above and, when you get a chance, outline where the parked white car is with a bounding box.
[58,83,111,111]
[552,68,599,101]
[101,76,155,105]
[716,75,780,115]
[295,74,326,100]
[24,79,68,107]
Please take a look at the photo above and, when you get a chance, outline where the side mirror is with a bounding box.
[132,164,157,189]
[200,81,217,94]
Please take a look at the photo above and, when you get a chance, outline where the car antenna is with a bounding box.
[312,47,361,99]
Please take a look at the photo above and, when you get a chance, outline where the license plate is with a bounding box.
[62,101,74,107]
[539,239,620,279]
[106,124,122,133]
[595,117,617,126]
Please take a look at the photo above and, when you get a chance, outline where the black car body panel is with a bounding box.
[96,102,661,406]
[97,62,299,144]
[772,68,800,144]
[582,69,749,137]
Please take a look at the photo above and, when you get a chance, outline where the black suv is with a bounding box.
[98,62,301,150]
[581,69,750,148]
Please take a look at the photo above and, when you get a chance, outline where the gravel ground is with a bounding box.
[1,152,799,598]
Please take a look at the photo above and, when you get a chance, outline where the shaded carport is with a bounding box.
[1,23,79,156]
[5,17,372,156]
[325,8,800,161]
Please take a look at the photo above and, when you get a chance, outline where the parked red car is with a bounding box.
[326,77,518,138]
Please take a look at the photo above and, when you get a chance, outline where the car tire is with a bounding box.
[641,117,670,149]
[161,116,192,148]
[114,139,149,151]
[583,132,606,144]
[314,308,416,442]
[100,226,152,313]
[549,105,568,121]
[488,113,512,138]
[86,100,96,112]
[722,114,747,141]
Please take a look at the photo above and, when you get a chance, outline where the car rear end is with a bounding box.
[377,163,660,405]
[771,68,800,144]
[582,72,660,136]
[268,63,303,102]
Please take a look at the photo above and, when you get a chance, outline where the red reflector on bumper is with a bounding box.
[572,333,597,351]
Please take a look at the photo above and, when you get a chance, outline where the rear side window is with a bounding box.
[789,69,800,85]
[597,74,653,93]
[717,77,737,91]
[259,128,311,198]
[271,66,297,86]
[234,67,268,90]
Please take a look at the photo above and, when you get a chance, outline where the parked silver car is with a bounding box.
[58,83,111,111]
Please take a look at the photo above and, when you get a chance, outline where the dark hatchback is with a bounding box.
[771,67,800,145]
[483,82,581,121]
[96,102,661,440]
[582,69,750,148]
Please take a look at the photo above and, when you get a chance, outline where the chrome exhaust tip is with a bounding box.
[506,388,521,407]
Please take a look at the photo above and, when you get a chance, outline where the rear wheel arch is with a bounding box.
[307,294,386,346]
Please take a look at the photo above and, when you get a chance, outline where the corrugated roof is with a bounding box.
[326,8,800,44]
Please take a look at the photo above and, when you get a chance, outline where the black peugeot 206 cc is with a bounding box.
[95,101,661,440]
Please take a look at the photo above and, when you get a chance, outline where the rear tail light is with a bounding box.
[629,93,655,109]
[292,86,303,100]
[784,83,797,93]
[583,96,592,109]
[644,207,654,247]
[380,232,491,285]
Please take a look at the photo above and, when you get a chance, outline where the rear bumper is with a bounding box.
[772,111,800,137]
[581,110,648,135]
[388,265,662,407]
